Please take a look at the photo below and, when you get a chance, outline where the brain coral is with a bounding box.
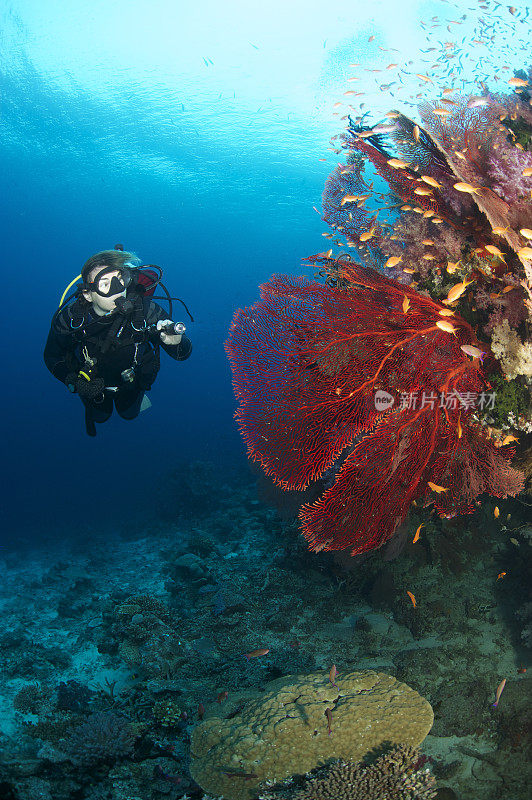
[189,670,434,800]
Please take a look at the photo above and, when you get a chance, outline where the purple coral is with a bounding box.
[487,143,532,204]
[63,711,135,765]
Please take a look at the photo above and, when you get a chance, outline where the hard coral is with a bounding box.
[63,711,136,765]
[258,745,436,800]
[189,670,433,800]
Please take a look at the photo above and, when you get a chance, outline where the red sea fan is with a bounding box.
[226,262,522,554]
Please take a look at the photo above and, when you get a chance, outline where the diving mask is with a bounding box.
[85,265,133,297]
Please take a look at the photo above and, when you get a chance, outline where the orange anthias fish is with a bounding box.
[453,182,482,195]
[387,157,410,169]
[492,678,507,708]
[329,664,338,687]
[428,481,448,493]
[412,524,424,543]
[244,648,270,660]
[501,434,518,446]
[494,507,500,518]
[445,279,474,304]
[436,320,457,334]
[406,591,417,608]
[496,572,506,581]
[385,255,402,268]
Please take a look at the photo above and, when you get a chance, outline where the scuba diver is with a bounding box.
[44,246,193,437]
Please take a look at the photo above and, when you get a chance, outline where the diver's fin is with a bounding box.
[140,394,152,413]
[85,407,97,436]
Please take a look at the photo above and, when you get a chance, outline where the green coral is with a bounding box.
[151,699,182,727]
[484,373,530,427]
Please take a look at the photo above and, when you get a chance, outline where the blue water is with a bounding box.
[3,0,530,540]
[1,1,348,538]
[1,5,531,800]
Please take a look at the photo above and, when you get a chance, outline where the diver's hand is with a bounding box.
[157,319,182,346]
[73,370,105,401]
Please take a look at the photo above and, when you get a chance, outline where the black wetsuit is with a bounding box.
[44,296,192,432]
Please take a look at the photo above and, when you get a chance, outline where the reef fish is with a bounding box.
[492,678,507,708]
[244,648,270,659]
[436,320,457,334]
[460,345,486,362]
[406,591,417,607]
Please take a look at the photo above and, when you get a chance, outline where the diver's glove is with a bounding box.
[66,369,105,401]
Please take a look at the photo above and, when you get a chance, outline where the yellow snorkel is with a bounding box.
[59,274,82,309]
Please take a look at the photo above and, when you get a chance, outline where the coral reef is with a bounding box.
[258,745,437,800]
[227,66,531,557]
[226,263,523,554]
[61,711,136,765]
[190,670,433,800]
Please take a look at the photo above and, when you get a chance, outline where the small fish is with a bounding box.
[501,434,518,445]
[439,309,455,317]
[467,96,489,108]
[413,124,421,142]
[522,168,532,177]
[244,648,270,660]
[421,176,441,188]
[402,295,410,314]
[416,74,433,83]
[329,664,338,687]
[385,255,402,268]
[510,537,519,546]
[517,667,527,674]
[492,226,509,235]
[402,267,416,274]
[436,320,457,334]
[428,481,448,493]
[491,678,506,708]
[412,524,424,543]
[222,770,258,780]
[520,229,532,239]
[217,691,228,703]
[446,260,460,273]
[494,507,500,518]
[508,77,528,87]
[360,228,376,242]
[387,158,410,169]
[432,108,452,116]
[414,187,433,196]
[496,572,506,580]
[341,195,358,206]
[325,707,333,735]
[453,182,481,195]
[422,239,435,246]
[407,591,417,608]
[485,245,506,260]
[445,279,474,303]
[517,246,532,260]
[457,418,463,439]
[460,344,486,362]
